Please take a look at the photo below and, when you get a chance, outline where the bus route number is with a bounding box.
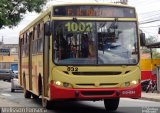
[65,22,92,32]
[67,66,78,72]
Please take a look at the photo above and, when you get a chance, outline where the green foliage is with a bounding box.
[146,35,157,45]
[0,0,47,28]
[142,47,150,53]
[141,35,157,54]
[152,51,160,59]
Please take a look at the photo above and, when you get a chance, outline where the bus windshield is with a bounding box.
[53,21,138,65]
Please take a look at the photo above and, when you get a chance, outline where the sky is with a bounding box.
[0,0,160,44]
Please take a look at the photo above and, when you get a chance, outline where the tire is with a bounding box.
[152,85,157,93]
[38,76,42,96]
[104,98,120,111]
[145,87,150,93]
[24,89,31,98]
[41,79,52,109]
[32,93,39,99]
[42,98,53,109]
[11,89,15,92]
[23,75,31,98]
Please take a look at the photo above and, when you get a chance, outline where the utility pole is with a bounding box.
[0,36,3,69]
[2,36,3,44]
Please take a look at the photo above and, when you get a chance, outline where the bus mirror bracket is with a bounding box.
[44,21,51,36]
[140,33,146,46]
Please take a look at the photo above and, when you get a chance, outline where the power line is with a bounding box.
[140,25,160,28]
[139,19,160,25]
[129,0,160,6]
[140,16,160,23]
[139,10,160,15]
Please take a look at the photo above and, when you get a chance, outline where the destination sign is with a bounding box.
[53,5,136,18]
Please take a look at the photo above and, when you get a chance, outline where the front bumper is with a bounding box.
[49,84,141,100]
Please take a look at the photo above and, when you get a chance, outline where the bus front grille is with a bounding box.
[81,91,114,96]
[76,83,119,87]
[72,72,121,76]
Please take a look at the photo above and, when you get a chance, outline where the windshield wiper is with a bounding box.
[108,18,118,30]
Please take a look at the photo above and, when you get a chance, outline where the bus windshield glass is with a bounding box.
[53,21,138,65]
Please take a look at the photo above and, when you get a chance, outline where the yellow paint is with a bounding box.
[140,59,160,70]
[50,65,140,89]
[0,56,15,62]
[19,3,140,98]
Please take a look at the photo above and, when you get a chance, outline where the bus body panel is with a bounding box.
[48,65,141,100]
[140,59,160,80]
[19,4,141,109]
[49,84,141,100]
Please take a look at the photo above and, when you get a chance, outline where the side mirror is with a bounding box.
[158,27,160,34]
[140,33,146,46]
[44,21,51,36]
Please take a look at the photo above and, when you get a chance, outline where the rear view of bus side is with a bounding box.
[19,3,142,111]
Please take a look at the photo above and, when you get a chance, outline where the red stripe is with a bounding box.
[49,84,141,100]
[141,70,156,80]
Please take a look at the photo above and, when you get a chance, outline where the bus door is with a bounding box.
[29,32,33,90]
[43,21,50,97]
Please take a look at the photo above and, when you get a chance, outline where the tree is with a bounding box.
[141,35,160,59]
[0,0,47,28]
[145,35,157,45]
[141,35,157,53]
[152,51,160,59]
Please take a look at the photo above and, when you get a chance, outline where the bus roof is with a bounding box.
[19,2,135,36]
[52,2,135,8]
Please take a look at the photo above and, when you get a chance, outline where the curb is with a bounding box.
[140,97,160,102]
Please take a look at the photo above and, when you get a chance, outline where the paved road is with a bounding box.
[0,80,160,113]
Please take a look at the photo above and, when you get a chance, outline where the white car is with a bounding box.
[11,73,22,92]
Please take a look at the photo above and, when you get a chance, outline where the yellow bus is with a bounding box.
[19,3,145,111]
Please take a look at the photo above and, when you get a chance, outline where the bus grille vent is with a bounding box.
[76,84,95,86]
[72,72,121,76]
[76,83,118,87]
[81,91,114,96]
[100,83,118,86]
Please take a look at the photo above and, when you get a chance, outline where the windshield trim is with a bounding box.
[52,20,139,66]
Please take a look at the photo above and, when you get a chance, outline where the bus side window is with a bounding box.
[21,34,25,57]
[37,24,40,38]
[37,22,43,53]
[32,28,37,55]
[23,33,27,57]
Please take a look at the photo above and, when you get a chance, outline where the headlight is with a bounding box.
[122,79,140,87]
[131,80,138,85]
[55,81,62,86]
[54,81,73,88]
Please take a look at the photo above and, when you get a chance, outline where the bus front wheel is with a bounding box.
[41,80,52,109]
[42,98,52,109]
[104,98,120,111]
